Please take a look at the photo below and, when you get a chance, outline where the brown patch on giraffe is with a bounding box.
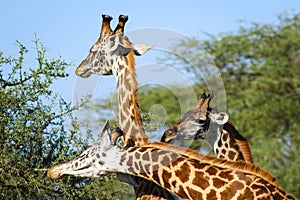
[222,132,228,141]
[193,171,209,190]
[213,177,227,188]
[187,187,204,200]
[152,164,160,172]
[221,149,226,155]
[162,169,172,188]
[237,172,255,185]
[254,185,269,196]
[142,152,150,161]
[144,164,150,173]
[219,186,233,199]
[135,152,141,159]
[151,172,160,185]
[175,162,191,183]
[161,155,171,167]
[206,190,216,199]
[138,162,144,174]
[119,154,126,165]
[228,150,236,160]
[225,143,229,148]
[134,162,139,171]
[151,152,158,162]
[206,166,218,175]
[217,139,223,148]
[171,180,176,188]
[138,147,148,153]
[178,185,190,200]
[126,156,133,166]
[218,170,233,180]
[244,187,255,199]
[231,180,244,191]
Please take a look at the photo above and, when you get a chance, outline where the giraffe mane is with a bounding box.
[148,142,281,189]
[127,51,143,127]
[224,120,253,163]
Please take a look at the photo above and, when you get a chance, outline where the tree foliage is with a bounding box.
[0,37,129,199]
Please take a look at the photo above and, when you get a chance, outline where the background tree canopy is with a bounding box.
[1,11,299,199]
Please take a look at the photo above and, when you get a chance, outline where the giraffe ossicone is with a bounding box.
[47,121,294,200]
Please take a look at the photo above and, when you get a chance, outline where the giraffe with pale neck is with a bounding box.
[76,14,152,147]
[47,121,294,200]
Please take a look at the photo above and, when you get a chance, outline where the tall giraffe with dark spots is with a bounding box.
[76,14,152,147]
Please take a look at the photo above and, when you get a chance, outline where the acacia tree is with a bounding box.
[0,38,129,199]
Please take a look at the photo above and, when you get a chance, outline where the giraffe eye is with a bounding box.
[116,136,124,149]
[195,118,206,124]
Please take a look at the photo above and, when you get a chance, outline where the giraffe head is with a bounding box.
[161,93,228,143]
[47,120,120,179]
[75,14,153,78]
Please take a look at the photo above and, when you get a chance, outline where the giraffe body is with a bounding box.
[48,122,294,200]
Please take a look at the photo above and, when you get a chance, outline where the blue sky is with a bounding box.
[1,0,299,104]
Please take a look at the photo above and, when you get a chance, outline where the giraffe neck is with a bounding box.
[114,52,148,146]
[48,142,293,200]
[209,121,253,163]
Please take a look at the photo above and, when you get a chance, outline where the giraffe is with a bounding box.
[75,14,153,147]
[47,121,294,200]
[161,93,253,163]
[76,14,173,199]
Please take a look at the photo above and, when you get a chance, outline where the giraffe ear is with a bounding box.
[112,44,133,56]
[99,120,112,146]
[210,112,229,125]
[132,44,154,56]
